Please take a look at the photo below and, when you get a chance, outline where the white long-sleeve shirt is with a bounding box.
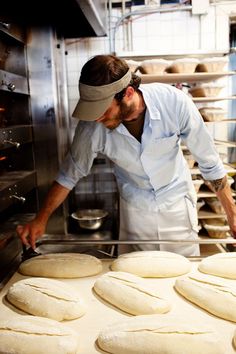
[56,83,226,211]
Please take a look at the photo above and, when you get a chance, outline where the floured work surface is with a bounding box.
[0,259,236,354]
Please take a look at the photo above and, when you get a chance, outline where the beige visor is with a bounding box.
[72,69,132,121]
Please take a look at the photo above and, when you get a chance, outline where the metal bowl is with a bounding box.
[71,209,108,230]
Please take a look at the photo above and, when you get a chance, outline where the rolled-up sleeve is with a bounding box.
[178,91,226,180]
[56,152,87,190]
[55,121,99,189]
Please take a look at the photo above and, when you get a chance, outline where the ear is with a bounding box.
[124,86,135,100]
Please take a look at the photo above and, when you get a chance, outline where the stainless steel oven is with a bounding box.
[0,21,118,288]
[0,23,69,286]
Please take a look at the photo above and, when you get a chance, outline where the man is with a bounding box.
[17,54,236,256]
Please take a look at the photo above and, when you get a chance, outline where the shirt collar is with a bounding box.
[139,85,161,121]
[113,84,161,134]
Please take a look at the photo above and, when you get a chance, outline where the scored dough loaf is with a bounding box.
[18,253,102,278]
[198,252,236,279]
[175,274,236,322]
[97,315,225,354]
[0,315,78,354]
[93,271,170,315]
[7,277,86,321]
[111,251,191,277]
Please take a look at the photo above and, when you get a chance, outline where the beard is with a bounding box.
[103,100,136,130]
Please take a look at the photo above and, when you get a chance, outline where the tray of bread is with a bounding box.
[1,246,236,354]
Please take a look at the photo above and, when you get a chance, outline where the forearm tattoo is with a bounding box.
[206,175,227,192]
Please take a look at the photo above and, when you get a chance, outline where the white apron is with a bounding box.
[119,195,200,257]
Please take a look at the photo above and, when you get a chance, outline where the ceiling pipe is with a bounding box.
[111,4,192,54]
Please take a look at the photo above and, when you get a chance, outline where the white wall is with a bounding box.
[65,37,110,126]
[65,2,236,119]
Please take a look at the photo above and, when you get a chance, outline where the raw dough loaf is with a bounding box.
[196,57,228,72]
[7,277,86,321]
[175,274,236,322]
[97,315,224,354]
[111,251,191,277]
[167,58,199,74]
[0,315,78,354]
[18,253,102,278]
[198,252,236,279]
[93,271,170,315]
[139,58,170,74]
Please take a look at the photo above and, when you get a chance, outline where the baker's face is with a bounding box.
[96,96,136,130]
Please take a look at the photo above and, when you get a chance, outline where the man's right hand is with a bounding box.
[16,218,46,250]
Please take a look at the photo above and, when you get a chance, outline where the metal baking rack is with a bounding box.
[21,234,236,261]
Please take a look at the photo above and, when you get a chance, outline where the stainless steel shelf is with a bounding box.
[35,234,236,246]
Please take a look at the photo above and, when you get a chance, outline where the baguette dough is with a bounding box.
[18,253,102,278]
[198,252,236,279]
[97,315,225,354]
[7,277,86,321]
[0,315,78,354]
[93,271,170,315]
[111,251,191,277]
[175,274,236,322]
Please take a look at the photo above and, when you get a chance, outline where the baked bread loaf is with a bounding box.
[125,59,141,72]
[111,251,191,277]
[189,84,223,97]
[203,223,230,239]
[93,271,170,315]
[198,252,236,279]
[7,277,86,321]
[18,253,102,278]
[175,274,236,322]
[0,315,78,354]
[201,218,229,239]
[97,314,225,354]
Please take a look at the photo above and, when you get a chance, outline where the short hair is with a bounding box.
[80,54,141,101]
